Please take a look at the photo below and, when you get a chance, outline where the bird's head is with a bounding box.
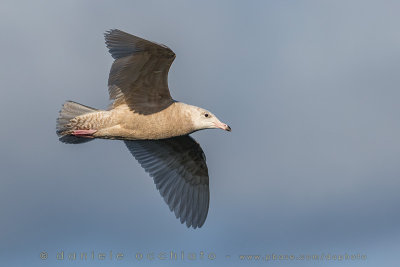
[189,106,231,132]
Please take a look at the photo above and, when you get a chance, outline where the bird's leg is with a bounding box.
[71,129,97,138]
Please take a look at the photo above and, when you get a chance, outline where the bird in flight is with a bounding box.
[56,29,231,228]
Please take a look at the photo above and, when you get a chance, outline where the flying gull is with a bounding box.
[56,29,231,228]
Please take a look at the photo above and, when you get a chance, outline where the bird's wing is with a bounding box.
[124,135,209,228]
[105,29,175,114]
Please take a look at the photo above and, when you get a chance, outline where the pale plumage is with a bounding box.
[56,29,230,228]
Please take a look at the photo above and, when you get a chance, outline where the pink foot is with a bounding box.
[72,129,97,138]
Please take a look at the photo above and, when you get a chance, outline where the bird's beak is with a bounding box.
[214,121,231,132]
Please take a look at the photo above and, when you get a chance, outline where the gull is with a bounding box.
[56,29,231,228]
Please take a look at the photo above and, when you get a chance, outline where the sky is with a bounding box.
[1,0,400,266]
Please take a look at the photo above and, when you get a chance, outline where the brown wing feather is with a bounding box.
[124,135,210,229]
[105,29,176,114]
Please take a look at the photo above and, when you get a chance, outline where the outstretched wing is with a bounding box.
[105,29,176,114]
[124,135,209,229]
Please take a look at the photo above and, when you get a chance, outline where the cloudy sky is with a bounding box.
[1,0,399,266]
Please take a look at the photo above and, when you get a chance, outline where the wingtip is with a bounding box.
[104,28,119,36]
[104,29,115,43]
[104,29,125,44]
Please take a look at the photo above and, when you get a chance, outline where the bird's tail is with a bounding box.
[56,101,98,144]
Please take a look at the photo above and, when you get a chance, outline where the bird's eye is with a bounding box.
[204,113,209,118]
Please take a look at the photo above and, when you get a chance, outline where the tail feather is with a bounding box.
[56,101,98,144]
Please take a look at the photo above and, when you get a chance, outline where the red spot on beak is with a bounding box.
[214,122,231,132]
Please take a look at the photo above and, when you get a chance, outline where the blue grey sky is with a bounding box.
[1,0,400,266]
